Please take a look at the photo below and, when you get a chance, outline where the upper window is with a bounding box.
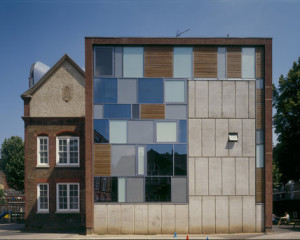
[123,47,143,77]
[242,48,255,79]
[173,47,193,78]
[56,183,80,212]
[37,183,49,212]
[94,47,114,77]
[56,136,79,166]
[165,80,185,103]
[37,136,49,166]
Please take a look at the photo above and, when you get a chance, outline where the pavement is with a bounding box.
[1,224,300,239]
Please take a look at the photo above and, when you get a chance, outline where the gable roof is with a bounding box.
[21,54,85,99]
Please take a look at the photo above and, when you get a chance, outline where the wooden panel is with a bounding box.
[256,103,265,130]
[227,47,241,78]
[94,144,111,176]
[256,168,265,203]
[194,46,217,78]
[144,47,173,77]
[256,47,265,79]
[141,104,165,119]
[256,89,264,104]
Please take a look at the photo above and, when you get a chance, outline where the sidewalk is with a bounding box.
[0,224,300,239]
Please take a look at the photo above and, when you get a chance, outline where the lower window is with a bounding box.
[37,183,49,212]
[56,183,79,212]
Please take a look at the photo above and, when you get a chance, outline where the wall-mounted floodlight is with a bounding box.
[228,132,238,142]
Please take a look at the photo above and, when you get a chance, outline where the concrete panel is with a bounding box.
[195,158,208,195]
[202,196,216,234]
[162,205,175,234]
[216,196,229,233]
[229,119,242,157]
[134,205,148,234]
[195,81,208,118]
[188,81,195,118]
[243,196,256,232]
[242,119,255,157]
[189,119,201,157]
[236,158,249,195]
[94,205,107,234]
[222,81,235,118]
[249,157,255,195]
[121,205,134,234]
[148,205,162,234]
[229,196,243,233]
[222,158,235,195]
[108,205,121,234]
[175,205,188,233]
[216,119,229,157]
[236,81,249,118]
[189,196,202,233]
[202,119,215,157]
[209,158,222,195]
[189,158,195,195]
[209,81,222,118]
[249,81,255,118]
[256,204,264,232]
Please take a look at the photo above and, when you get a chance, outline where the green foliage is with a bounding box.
[0,189,6,205]
[0,136,24,192]
[273,57,300,183]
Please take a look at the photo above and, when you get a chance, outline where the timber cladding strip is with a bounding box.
[140,104,165,119]
[94,144,111,176]
[227,47,242,78]
[256,47,265,79]
[256,168,265,203]
[193,46,218,78]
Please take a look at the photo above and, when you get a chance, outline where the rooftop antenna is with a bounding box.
[176,28,190,37]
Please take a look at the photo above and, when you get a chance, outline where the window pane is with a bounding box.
[69,184,79,210]
[94,119,109,143]
[179,120,187,143]
[94,177,118,202]
[58,184,68,209]
[171,177,187,203]
[94,78,117,104]
[147,144,173,176]
[94,47,113,76]
[256,144,264,168]
[138,78,163,103]
[174,144,187,176]
[173,47,192,78]
[123,47,143,77]
[138,146,145,175]
[242,48,255,78]
[118,79,137,104]
[145,177,171,202]
[156,122,177,142]
[218,47,226,78]
[256,130,264,144]
[118,178,126,202]
[127,177,144,203]
[115,47,123,78]
[103,104,131,119]
[165,105,187,119]
[111,145,136,176]
[39,184,48,210]
[110,120,127,144]
[165,80,185,103]
[128,121,154,144]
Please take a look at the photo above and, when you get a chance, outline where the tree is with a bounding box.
[0,136,24,192]
[273,57,300,183]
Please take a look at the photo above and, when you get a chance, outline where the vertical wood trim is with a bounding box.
[256,168,265,203]
[227,47,241,78]
[256,47,265,79]
[194,46,218,78]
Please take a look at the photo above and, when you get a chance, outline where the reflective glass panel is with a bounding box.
[111,145,136,176]
[147,144,173,176]
[94,78,117,104]
[110,120,127,143]
[138,78,163,103]
[256,144,264,168]
[123,47,143,77]
[127,178,144,203]
[94,177,118,202]
[165,80,185,103]
[94,119,109,143]
[174,144,187,176]
[179,120,187,143]
[156,122,177,143]
[145,177,171,202]
[242,48,255,79]
[173,47,192,78]
[103,104,131,119]
[94,47,113,76]
[171,177,187,203]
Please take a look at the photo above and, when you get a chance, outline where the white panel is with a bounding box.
[165,80,185,103]
[123,47,143,77]
[256,144,264,168]
[156,122,177,142]
[118,178,126,202]
[242,48,255,79]
[110,120,127,143]
[174,47,193,78]
[138,146,145,175]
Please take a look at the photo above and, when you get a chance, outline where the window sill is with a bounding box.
[55,165,80,168]
[36,165,50,168]
[55,210,80,214]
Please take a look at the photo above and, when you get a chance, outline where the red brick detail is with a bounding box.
[56,130,80,136]
[24,99,30,116]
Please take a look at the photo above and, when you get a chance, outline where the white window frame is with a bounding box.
[37,136,49,167]
[56,183,80,213]
[37,183,49,213]
[56,136,80,166]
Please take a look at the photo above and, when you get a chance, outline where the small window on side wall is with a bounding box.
[37,136,49,167]
[56,136,80,166]
[37,183,49,212]
[94,47,114,77]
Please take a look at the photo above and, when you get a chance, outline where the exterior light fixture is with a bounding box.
[228,132,238,142]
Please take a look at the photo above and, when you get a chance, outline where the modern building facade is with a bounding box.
[22,37,272,234]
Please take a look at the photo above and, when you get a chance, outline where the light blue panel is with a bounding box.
[118,79,137,104]
[171,177,187,203]
[93,105,103,119]
[115,47,123,78]
[256,130,264,144]
[110,120,127,143]
[165,105,187,119]
[165,80,185,103]
[256,79,264,89]
[242,48,255,79]
[123,47,143,77]
[156,122,177,142]
[111,145,136,176]
[218,47,226,78]
[256,144,264,168]
[128,121,154,144]
[173,47,193,78]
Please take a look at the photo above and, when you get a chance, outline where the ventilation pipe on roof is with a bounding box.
[28,61,50,88]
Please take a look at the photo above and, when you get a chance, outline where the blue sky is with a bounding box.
[0,0,299,146]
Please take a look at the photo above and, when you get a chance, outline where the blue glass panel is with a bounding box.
[179,120,187,143]
[94,48,113,76]
[174,144,187,176]
[94,177,118,202]
[94,78,117,103]
[94,119,109,143]
[138,78,163,103]
[147,144,173,176]
[145,177,171,202]
[103,104,131,119]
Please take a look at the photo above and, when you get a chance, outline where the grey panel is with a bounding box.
[128,121,154,144]
[256,130,264,144]
[256,79,264,89]
[114,47,123,78]
[118,79,137,104]
[171,177,187,203]
[127,177,144,203]
[132,104,140,119]
[165,105,187,119]
[111,145,136,176]
[218,47,226,79]
[94,105,103,119]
